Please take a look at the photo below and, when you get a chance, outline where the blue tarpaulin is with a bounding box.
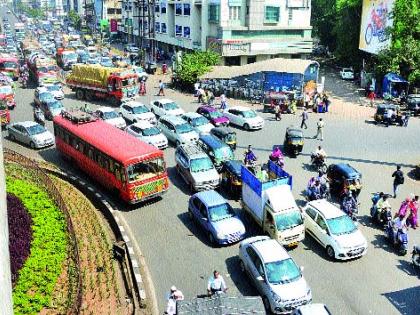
[382,73,408,97]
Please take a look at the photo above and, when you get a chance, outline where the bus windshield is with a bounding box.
[126,157,165,182]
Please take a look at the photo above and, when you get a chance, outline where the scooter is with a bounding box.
[311,155,327,174]
[412,245,420,268]
[341,199,359,221]
[386,221,409,256]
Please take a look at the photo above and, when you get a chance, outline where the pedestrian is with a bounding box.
[197,87,205,103]
[300,108,308,129]
[220,93,227,110]
[368,90,375,107]
[201,89,208,105]
[157,80,165,96]
[194,81,200,97]
[323,92,330,112]
[395,197,411,218]
[391,165,404,198]
[408,195,419,229]
[385,107,393,127]
[207,270,228,296]
[274,103,281,121]
[139,79,146,96]
[402,112,409,127]
[304,92,310,108]
[164,286,184,315]
[315,118,325,141]
[207,90,215,106]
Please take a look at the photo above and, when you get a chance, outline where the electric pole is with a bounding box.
[0,138,13,315]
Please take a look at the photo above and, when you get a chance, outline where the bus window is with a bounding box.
[126,158,165,182]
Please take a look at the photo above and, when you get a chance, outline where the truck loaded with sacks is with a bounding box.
[66,64,139,106]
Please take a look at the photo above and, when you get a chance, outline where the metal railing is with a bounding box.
[4,148,82,314]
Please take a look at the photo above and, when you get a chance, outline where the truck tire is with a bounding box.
[76,89,85,100]
[85,90,94,101]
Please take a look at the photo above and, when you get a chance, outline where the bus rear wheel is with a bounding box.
[76,89,85,100]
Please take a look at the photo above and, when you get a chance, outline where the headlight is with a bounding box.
[216,231,226,239]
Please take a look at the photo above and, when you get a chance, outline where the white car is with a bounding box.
[150,99,185,117]
[340,68,354,80]
[303,199,367,260]
[95,107,127,129]
[223,106,264,130]
[7,121,54,149]
[292,303,331,315]
[41,83,64,100]
[120,101,157,124]
[181,112,214,134]
[239,236,312,314]
[125,121,168,150]
[157,115,199,146]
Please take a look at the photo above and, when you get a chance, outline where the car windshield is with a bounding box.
[46,85,61,91]
[275,210,303,231]
[102,111,119,120]
[265,258,301,285]
[40,92,54,101]
[214,146,233,161]
[0,86,12,94]
[175,123,193,134]
[163,102,179,110]
[192,116,209,126]
[242,110,257,118]
[27,124,46,135]
[327,215,357,236]
[209,111,223,119]
[64,52,78,60]
[208,203,234,221]
[48,101,63,109]
[126,157,165,182]
[142,127,160,136]
[1,61,18,69]
[132,105,148,114]
[190,157,214,173]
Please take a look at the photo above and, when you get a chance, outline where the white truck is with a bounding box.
[241,161,305,247]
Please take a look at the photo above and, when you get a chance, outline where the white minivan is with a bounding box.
[157,115,199,146]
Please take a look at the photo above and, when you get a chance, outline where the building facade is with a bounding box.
[123,0,313,65]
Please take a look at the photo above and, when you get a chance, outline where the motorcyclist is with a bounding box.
[311,146,327,168]
[244,145,257,166]
[317,171,329,194]
[269,146,284,167]
[341,191,358,219]
[375,194,391,222]
[308,179,323,201]
[371,192,384,217]
[33,107,45,126]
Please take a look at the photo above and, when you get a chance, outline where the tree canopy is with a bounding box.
[174,51,220,86]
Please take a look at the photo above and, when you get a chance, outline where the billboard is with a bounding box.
[110,19,117,33]
[359,0,395,54]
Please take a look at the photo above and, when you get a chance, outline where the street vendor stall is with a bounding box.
[382,73,409,101]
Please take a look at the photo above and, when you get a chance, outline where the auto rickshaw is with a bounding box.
[221,160,243,200]
[374,103,403,126]
[327,163,362,200]
[283,127,304,156]
[263,92,288,113]
[210,127,237,150]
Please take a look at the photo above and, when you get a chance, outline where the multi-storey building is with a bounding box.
[123,0,313,65]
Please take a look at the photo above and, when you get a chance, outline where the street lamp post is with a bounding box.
[0,137,13,315]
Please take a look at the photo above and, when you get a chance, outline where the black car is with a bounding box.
[406,94,420,116]
[327,163,362,199]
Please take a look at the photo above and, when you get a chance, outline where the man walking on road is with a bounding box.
[158,80,165,96]
[392,166,404,198]
[315,118,325,140]
[301,108,308,129]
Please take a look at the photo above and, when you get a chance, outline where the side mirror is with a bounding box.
[202,217,208,221]
[256,275,264,282]
[300,266,304,272]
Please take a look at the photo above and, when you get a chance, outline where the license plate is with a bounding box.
[287,242,298,247]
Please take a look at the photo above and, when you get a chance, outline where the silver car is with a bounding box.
[7,121,55,149]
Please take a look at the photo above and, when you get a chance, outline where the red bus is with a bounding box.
[53,110,169,204]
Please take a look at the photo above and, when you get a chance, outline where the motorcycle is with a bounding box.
[311,154,327,173]
[386,220,409,256]
[20,72,29,88]
[33,109,45,127]
[370,194,392,226]
[341,198,359,221]
[412,245,420,268]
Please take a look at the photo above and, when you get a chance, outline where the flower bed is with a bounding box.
[7,194,33,285]
[6,177,68,314]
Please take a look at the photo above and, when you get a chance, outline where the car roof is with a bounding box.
[199,106,216,112]
[307,199,344,219]
[211,126,235,135]
[228,106,251,112]
[250,237,290,263]
[131,121,154,129]
[159,115,186,125]
[14,121,39,128]
[194,190,227,207]
[224,160,242,177]
[96,106,116,113]
[156,98,174,104]
[199,134,227,149]
[124,101,146,108]
[177,144,207,158]
[182,112,202,119]
[295,303,330,314]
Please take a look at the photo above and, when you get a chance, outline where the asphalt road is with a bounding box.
[2,12,420,314]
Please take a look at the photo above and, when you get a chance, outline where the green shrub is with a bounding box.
[6,178,68,314]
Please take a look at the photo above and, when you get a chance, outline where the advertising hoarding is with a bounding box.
[359,0,395,54]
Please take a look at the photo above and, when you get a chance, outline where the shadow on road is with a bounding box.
[167,166,192,196]
[396,259,419,278]
[382,285,420,315]
[370,233,395,254]
[225,256,258,297]
[176,212,214,248]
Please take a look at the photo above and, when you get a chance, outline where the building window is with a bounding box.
[229,6,240,20]
[107,8,115,14]
[183,26,190,38]
[288,9,293,21]
[265,6,280,23]
[161,22,167,33]
[208,4,220,22]
[175,3,182,15]
[175,25,182,37]
[116,8,121,14]
[161,3,166,13]
[183,3,190,16]
[155,3,159,12]
[155,22,160,33]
